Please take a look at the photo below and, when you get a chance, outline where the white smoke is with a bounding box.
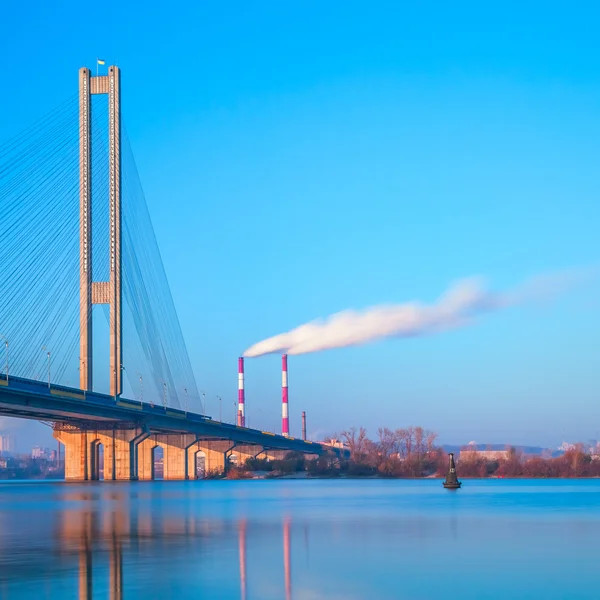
[243,268,596,358]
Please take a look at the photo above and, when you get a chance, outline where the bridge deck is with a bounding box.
[0,375,338,456]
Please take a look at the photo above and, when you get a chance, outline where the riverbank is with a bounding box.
[224,446,600,480]
[225,472,600,481]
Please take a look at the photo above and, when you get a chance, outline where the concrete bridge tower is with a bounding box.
[79,66,122,397]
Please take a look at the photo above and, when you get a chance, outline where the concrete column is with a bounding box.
[90,439,100,480]
[54,429,93,481]
[108,66,122,398]
[138,434,198,480]
[55,427,149,481]
[93,428,148,480]
[187,444,203,479]
[190,440,235,476]
[138,437,155,481]
[79,67,92,392]
[163,434,197,480]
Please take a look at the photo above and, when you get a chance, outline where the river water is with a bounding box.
[0,478,599,599]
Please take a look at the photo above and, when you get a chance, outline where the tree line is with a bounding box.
[458,445,600,478]
[230,427,600,479]
[335,426,441,477]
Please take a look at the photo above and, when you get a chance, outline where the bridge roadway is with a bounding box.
[0,374,341,481]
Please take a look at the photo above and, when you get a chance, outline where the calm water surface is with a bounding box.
[0,478,599,599]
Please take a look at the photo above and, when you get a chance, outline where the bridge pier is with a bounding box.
[188,440,235,477]
[53,424,331,482]
[54,429,93,481]
[55,429,279,481]
[138,434,199,480]
[54,426,149,481]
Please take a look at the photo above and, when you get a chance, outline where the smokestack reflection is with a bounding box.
[238,519,247,600]
[304,523,309,567]
[284,517,292,600]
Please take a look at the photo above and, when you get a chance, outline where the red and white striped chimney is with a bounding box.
[282,354,289,436]
[238,357,245,427]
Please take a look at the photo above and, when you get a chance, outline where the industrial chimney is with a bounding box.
[301,411,306,441]
[238,357,245,427]
[282,354,289,436]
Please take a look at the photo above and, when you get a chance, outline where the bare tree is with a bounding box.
[425,430,438,455]
[414,427,425,460]
[377,427,398,459]
[341,427,370,461]
[397,426,415,459]
[396,428,407,459]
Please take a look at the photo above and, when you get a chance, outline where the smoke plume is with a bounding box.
[243,268,595,358]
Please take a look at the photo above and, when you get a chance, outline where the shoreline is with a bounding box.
[225,473,600,481]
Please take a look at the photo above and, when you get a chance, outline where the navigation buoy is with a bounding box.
[443,452,461,489]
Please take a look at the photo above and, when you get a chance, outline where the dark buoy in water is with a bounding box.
[443,453,461,489]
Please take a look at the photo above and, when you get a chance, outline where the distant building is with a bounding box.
[32,447,50,459]
[460,449,510,461]
[0,434,15,454]
[323,438,348,450]
[558,442,576,452]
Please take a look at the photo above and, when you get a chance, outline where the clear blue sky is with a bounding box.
[1,1,599,448]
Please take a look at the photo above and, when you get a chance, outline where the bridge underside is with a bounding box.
[0,378,335,481]
[54,427,292,481]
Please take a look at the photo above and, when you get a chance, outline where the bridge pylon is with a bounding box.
[79,66,122,396]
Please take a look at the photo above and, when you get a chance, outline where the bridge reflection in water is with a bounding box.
[26,492,298,600]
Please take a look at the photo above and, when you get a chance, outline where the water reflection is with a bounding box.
[77,515,92,600]
[238,519,247,600]
[283,517,291,600]
[2,480,600,599]
[8,489,299,600]
[63,511,124,600]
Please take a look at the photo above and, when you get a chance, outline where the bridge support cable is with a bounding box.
[0,87,200,409]
[0,98,111,386]
[120,128,201,412]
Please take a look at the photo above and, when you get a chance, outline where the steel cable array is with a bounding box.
[0,95,201,412]
[121,129,201,411]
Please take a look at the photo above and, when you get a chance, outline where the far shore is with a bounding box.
[224,472,600,481]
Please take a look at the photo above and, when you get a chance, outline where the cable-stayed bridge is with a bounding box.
[0,66,339,480]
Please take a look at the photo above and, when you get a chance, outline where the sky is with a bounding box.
[1,1,599,449]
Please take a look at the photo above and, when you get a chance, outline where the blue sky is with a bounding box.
[1,1,599,448]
